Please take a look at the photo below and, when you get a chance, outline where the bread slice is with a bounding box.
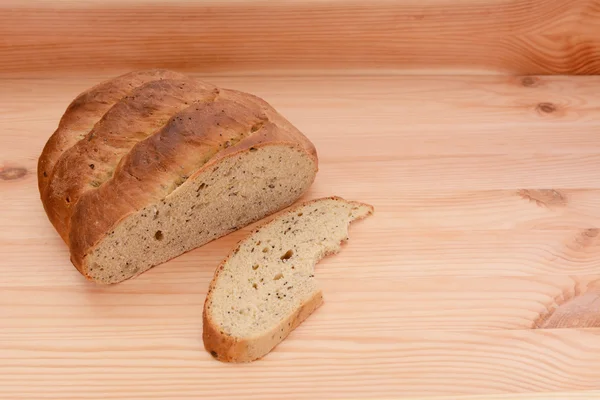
[203,196,374,362]
[38,69,318,284]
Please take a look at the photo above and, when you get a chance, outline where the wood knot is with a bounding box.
[584,228,599,238]
[568,228,600,252]
[536,102,556,114]
[0,166,28,181]
[517,189,567,208]
[521,76,539,87]
[534,291,600,329]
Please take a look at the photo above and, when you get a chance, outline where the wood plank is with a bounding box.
[1,0,600,76]
[403,391,600,399]
[2,329,600,399]
[3,275,600,338]
[3,225,600,287]
[5,75,600,162]
[5,75,600,167]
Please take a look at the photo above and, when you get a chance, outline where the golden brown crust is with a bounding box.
[202,197,373,362]
[42,77,217,243]
[38,69,319,278]
[202,306,249,362]
[37,69,187,195]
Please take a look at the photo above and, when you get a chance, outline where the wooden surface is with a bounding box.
[3,73,600,399]
[2,0,600,76]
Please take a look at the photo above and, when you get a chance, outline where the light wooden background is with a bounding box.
[3,0,600,399]
[1,0,600,76]
[3,73,600,399]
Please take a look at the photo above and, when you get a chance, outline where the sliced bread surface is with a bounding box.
[203,196,374,362]
[78,144,316,284]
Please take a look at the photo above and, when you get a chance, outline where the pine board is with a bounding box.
[2,74,600,399]
[2,0,600,76]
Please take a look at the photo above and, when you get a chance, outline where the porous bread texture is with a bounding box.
[85,145,315,284]
[203,197,374,363]
[37,69,318,284]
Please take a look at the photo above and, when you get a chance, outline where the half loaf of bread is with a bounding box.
[38,69,318,284]
[203,196,374,362]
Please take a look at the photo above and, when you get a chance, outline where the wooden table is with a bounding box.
[3,73,600,399]
[3,0,600,396]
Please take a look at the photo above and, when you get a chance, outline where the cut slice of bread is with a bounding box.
[203,196,374,362]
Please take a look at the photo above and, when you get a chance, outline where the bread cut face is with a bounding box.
[203,197,374,362]
[38,69,318,284]
[80,145,316,284]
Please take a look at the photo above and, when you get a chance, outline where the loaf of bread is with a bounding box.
[38,69,318,284]
[203,196,373,362]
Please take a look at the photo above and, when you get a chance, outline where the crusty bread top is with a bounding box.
[37,69,187,195]
[38,69,317,272]
[43,76,217,243]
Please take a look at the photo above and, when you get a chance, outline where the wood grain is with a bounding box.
[404,392,600,400]
[3,74,600,398]
[2,329,600,399]
[2,275,600,337]
[1,0,600,76]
